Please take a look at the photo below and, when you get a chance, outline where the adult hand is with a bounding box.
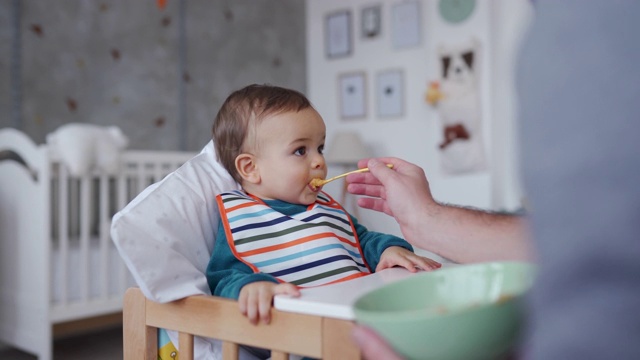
[346,157,439,245]
[351,325,403,360]
[347,157,531,263]
[346,157,437,218]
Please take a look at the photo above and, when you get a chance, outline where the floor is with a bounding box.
[0,326,123,360]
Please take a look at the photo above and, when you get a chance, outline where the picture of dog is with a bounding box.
[434,37,487,174]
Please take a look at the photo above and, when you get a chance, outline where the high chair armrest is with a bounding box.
[123,288,359,360]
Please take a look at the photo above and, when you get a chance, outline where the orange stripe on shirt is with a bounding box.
[237,231,357,257]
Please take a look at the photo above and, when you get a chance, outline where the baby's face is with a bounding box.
[245,107,327,205]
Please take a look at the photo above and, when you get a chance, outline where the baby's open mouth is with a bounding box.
[309,178,324,191]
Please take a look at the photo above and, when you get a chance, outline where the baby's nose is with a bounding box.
[312,155,325,168]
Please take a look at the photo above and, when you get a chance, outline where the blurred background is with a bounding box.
[0,0,306,150]
[0,0,533,231]
[0,0,533,357]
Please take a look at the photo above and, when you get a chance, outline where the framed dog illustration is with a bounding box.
[430,38,487,174]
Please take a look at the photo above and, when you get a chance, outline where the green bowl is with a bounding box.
[353,261,535,360]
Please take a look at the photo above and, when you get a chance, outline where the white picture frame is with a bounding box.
[391,1,421,49]
[376,69,404,118]
[338,72,367,119]
[325,10,352,59]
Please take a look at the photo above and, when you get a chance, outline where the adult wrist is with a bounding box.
[399,200,443,248]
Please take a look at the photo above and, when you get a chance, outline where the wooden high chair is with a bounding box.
[123,288,360,360]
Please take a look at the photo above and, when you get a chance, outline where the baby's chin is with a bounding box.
[295,192,319,206]
[297,196,317,205]
[257,194,316,206]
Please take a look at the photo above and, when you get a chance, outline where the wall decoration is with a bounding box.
[29,24,44,37]
[391,1,421,49]
[427,38,486,174]
[376,69,404,118]
[361,5,382,39]
[154,116,166,127]
[438,0,476,24]
[110,48,121,61]
[325,10,352,59]
[66,97,78,112]
[338,72,367,119]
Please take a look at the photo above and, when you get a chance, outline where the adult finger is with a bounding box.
[357,158,371,169]
[346,171,382,186]
[347,182,384,197]
[367,158,398,184]
[352,325,403,360]
[357,197,391,216]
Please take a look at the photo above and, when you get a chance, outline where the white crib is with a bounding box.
[0,128,196,360]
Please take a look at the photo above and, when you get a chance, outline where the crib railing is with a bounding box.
[49,150,195,322]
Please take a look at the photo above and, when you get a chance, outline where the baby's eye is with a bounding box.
[294,147,307,156]
[318,145,325,155]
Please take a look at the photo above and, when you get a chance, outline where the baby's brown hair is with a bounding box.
[212,84,312,183]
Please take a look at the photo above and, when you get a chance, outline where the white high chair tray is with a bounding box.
[274,267,422,320]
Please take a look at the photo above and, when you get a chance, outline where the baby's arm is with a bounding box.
[208,261,301,324]
[351,213,439,271]
[376,246,441,272]
[239,281,300,325]
[207,219,300,324]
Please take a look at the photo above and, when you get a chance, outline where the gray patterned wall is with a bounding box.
[0,0,306,151]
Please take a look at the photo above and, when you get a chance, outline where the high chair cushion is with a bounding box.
[111,140,240,303]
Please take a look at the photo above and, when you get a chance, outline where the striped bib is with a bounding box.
[217,190,371,287]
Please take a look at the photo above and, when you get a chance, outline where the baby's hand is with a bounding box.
[376,246,441,273]
[238,281,300,325]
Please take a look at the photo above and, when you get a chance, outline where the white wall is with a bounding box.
[306,0,533,237]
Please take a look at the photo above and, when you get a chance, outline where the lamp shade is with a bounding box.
[325,132,370,165]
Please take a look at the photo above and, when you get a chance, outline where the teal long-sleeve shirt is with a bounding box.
[206,198,413,300]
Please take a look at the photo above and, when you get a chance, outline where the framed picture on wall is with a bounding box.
[338,72,367,119]
[376,69,404,118]
[361,4,382,39]
[325,10,352,59]
[391,0,421,49]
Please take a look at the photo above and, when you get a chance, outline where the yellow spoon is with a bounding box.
[310,164,393,189]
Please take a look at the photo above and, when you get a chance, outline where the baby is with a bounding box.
[206,84,441,327]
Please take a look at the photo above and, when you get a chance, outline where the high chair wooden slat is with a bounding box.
[271,351,289,360]
[222,342,239,360]
[123,287,157,359]
[122,287,360,360]
[179,332,195,359]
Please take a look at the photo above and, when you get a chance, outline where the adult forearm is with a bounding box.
[401,203,532,264]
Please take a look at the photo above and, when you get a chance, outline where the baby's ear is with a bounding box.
[235,153,260,184]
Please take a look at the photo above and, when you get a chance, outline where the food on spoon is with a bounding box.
[309,164,394,190]
[309,178,324,190]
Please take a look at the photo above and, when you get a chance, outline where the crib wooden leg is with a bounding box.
[123,288,157,359]
[222,341,239,360]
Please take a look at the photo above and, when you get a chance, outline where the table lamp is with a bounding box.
[325,132,370,215]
